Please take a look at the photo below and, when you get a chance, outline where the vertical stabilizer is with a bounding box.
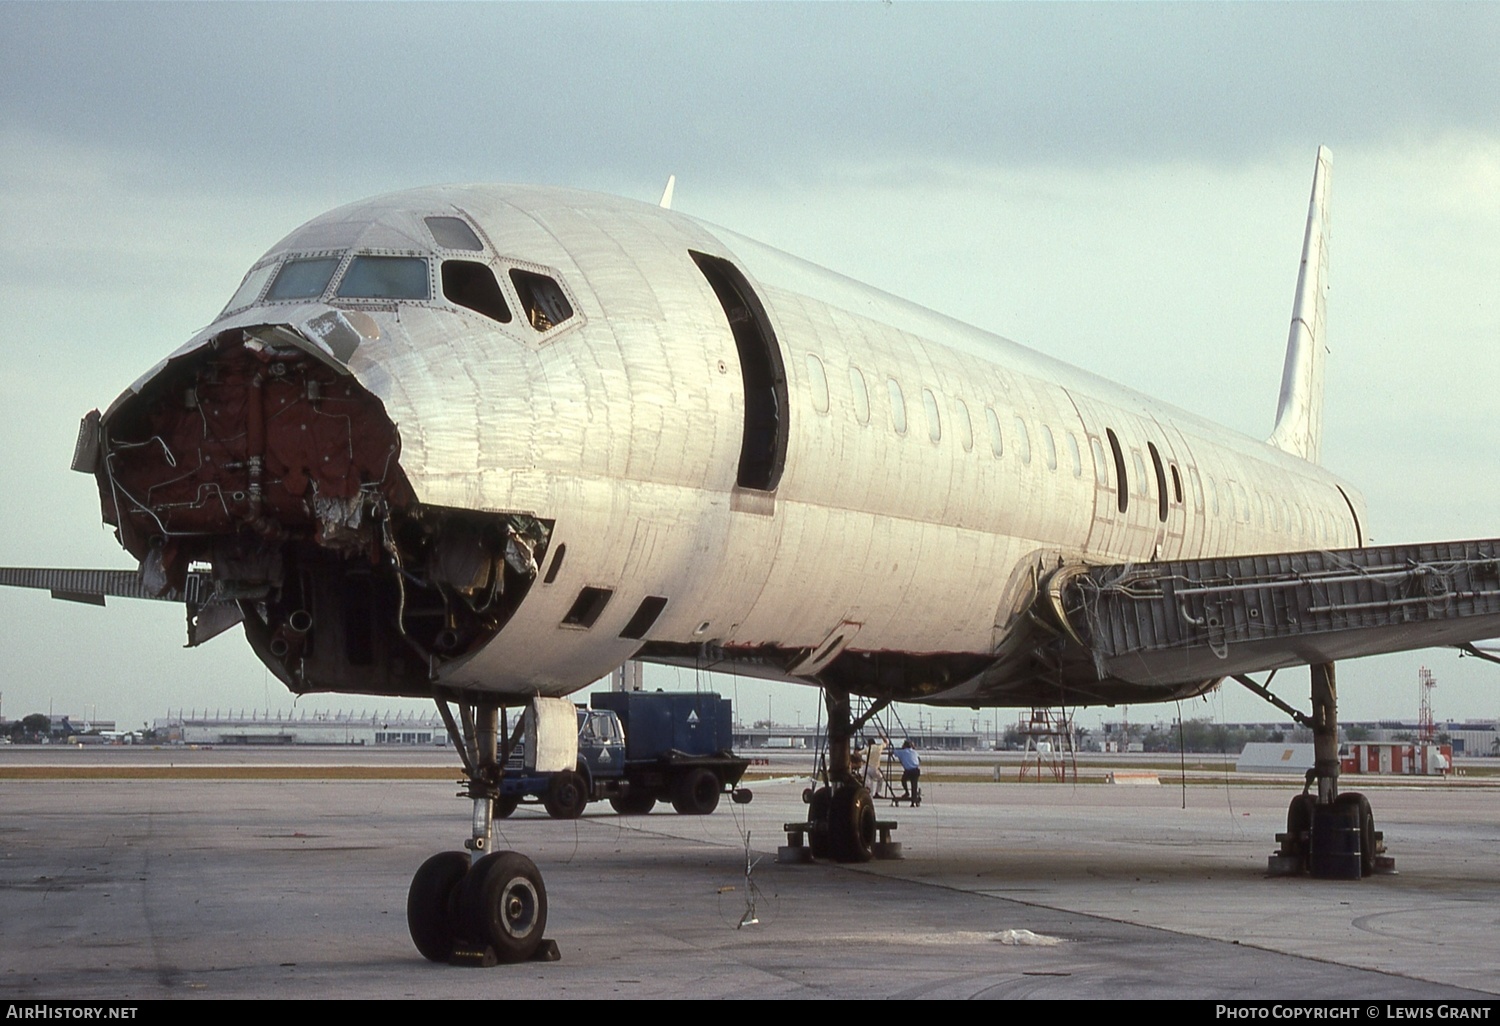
[1269,146,1332,464]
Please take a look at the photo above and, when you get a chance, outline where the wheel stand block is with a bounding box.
[450,942,498,968]
[778,822,814,864]
[449,938,561,967]
[1266,854,1302,876]
[776,821,903,862]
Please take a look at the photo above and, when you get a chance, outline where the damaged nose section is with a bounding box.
[79,324,550,698]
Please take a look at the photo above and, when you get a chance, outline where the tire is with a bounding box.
[458,850,547,963]
[1336,791,1376,877]
[829,786,877,863]
[807,787,832,859]
[609,791,656,815]
[494,795,520,819]
[543,771,588,819]
[670,768,721,815]
[1286,793,1315,870]
[406,851,470,963]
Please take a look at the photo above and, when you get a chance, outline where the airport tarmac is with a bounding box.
[2,752,1497,1000]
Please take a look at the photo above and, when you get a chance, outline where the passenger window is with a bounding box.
[441,261,511,323]
[1090,437,1108,484]
[425,216,484,251]
[1040,424,1058,471]
[1013,417,1031,465]
[806,353,830,414]
[953,398,973,452]
[337,256,430,300]
[510,269,574,331]
[1066,432,1082,478]
[849,366,870,425]
[1131,451,1148,497]
[267,256,341,301]
[922,388,941,443]
[887,379,907,435]
[986,407,1004,458]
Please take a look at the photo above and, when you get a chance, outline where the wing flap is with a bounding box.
[1056,538,1500,685]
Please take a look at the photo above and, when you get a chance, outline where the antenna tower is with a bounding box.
[1417,666,1437,743]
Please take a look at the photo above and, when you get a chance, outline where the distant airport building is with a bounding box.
[154,709,448,746]
[1236,743,1315,774]
[732,723,985,751]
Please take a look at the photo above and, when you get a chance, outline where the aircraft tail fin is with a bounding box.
[658,174,676,210]
[1268,146,1332,464]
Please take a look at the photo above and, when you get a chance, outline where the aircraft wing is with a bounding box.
[0,566,240,646]
[1047,537,1500,686]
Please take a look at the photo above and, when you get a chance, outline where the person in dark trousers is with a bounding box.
[892,739,921,800]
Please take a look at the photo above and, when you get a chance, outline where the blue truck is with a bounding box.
[496,691,751,818]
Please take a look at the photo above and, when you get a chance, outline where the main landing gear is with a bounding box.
[406,697,560,966]
[780,691,902,865]
[1239,663,1392,880]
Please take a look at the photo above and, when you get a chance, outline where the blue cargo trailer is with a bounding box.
[497,692,751,819]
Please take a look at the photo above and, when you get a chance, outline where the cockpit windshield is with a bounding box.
[265,257,341,301]
[336,256,430,300]
[224,262,277,313]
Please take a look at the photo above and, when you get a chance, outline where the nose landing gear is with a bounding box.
[406,697,560,966]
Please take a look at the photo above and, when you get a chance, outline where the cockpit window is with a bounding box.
[335,256,430,300]
[266,257,341,301]
[509,269,574,332]
[442,260,511,323]
[224,262,277,312]
[425,216,484,251]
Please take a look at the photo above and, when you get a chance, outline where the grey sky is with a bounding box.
[1,2,1497,732]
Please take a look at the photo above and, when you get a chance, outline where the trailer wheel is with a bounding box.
[671,768,721,815]
[494,796,520,819]
[543,771,588,819]
[609,792,656,815]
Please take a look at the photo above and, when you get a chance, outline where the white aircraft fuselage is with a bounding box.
[88,160,1363,711]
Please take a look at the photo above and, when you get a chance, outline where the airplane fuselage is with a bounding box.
[88,183,1364,709]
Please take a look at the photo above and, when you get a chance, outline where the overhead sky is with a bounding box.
[1,3,1497,735]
